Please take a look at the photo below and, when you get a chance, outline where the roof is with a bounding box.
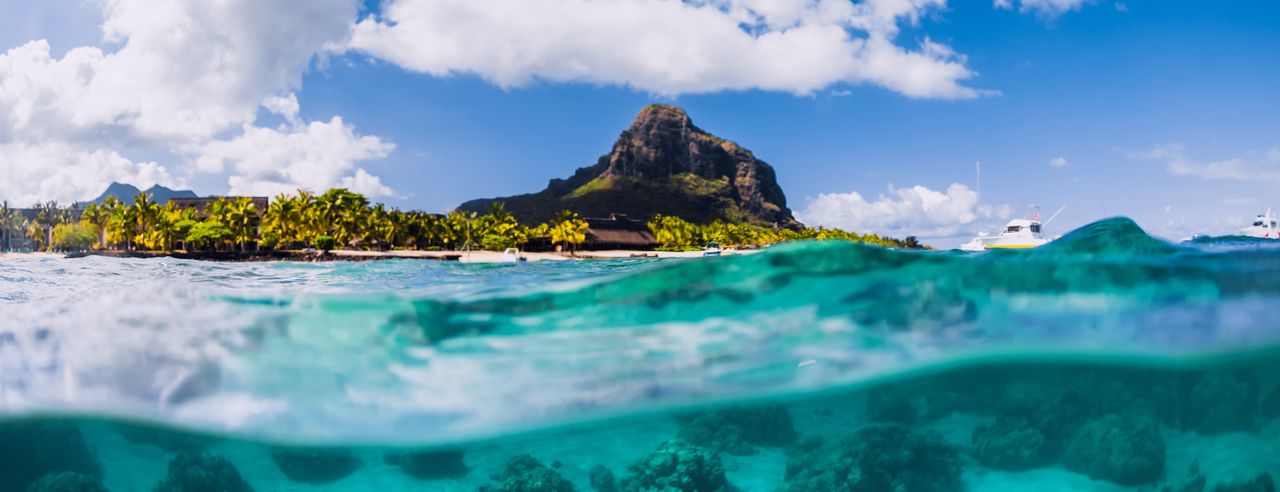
[585,228,656,247]
[583,213,657,248]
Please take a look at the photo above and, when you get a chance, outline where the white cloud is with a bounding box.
[1126,143,1280,185]
[196,117,395,198]
[0,0,399,204]
[995,0,1093,18]
[1049,156,1068,167]
[0,142,180,205]
[263,93,303,126]
[347,0,992,99]
[1,0,358,143]
[796,183,1013,239]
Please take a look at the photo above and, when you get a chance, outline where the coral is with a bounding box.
[781,426,961,492]
[676,404,797,455]
[152,452,253,492]
[1210,474,1276,492]
[385,449,470,480]
[1183,372,1259,434]
[619,440,736,492]
[1062,413,1166,486]
[268,446,361,484]
[24,472,109,492]
[969,390,1097,473]
[0,420,103,492]
[971,413,1055,471]
[479,454,575,492]
[589,465,618,492]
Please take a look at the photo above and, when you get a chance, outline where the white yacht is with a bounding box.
[985,217,1051,249]
[961,206,1062,251]
[1240,209,1279,239]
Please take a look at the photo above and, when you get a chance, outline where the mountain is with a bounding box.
[85,182,198,206]
[458,104,800,228]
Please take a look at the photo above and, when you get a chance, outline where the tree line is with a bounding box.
[646,214,921,250]
[0,188,920,253]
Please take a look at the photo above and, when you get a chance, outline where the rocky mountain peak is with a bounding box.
[459,105,799,228]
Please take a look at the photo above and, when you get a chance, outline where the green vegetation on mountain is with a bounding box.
[460,105,799,228]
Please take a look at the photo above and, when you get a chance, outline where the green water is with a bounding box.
[5,353,1280,491]
[5,217,1280,491]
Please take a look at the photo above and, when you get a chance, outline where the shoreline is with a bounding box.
[1,248,759,263]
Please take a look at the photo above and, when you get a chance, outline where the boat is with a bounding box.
[985,217,1051,249]
[1240,208,1279,239]
[961,205,1063,251]
[702,242,723,256]
[500,248,527,262]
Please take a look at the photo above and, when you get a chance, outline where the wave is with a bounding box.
[4,217,1280,445]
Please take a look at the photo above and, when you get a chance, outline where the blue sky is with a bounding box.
[2,0,1278,245]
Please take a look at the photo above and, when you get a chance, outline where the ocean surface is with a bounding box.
[4,217,1280,491]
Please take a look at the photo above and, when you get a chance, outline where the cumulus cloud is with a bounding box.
[1,0,357,143]
[1126,143,1280,185]
[994,0,1093,18]
[347,0,992,99]
[796,183,1013,239]
[0,0,399,204]
[1049,156,1068,167]
[196,117,395,198]
[0,142,181,205]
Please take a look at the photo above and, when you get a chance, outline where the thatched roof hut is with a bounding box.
[583,214,657,250]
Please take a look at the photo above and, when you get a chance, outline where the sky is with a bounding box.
[1,0,1278,246]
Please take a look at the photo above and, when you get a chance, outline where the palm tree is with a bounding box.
[550,210,588,253]
[80,203,111,249]
[0,201,12,251]
[226,198,260,252]
[264,194,299,249]
[25,219,45,250]
[109,203,137,250]
[131,193,159,250]
[206,197,231,225]
[295,189,318,241]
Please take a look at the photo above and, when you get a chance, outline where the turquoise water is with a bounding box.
[3,217,1280,491]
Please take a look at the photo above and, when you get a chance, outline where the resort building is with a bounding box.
[582,214,657,250]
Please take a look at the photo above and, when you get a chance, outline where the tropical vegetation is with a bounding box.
[647,214,921,250]
[1,188,920,254]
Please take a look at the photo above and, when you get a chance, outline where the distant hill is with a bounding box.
[84,182,198,206]
[459,105,800,228]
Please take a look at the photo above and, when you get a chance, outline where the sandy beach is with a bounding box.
[0,252,68,260]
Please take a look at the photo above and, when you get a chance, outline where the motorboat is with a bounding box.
[961,205,1063,251]
[702,242,723,256]
[985,217,1051,249]
[1240,208,1279,238]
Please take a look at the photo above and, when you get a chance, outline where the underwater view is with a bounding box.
[5,217,1280,492]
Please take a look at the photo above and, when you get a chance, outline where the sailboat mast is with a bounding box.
[976,161,981,200]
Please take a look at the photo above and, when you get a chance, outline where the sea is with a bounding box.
[3,217,1280,491]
